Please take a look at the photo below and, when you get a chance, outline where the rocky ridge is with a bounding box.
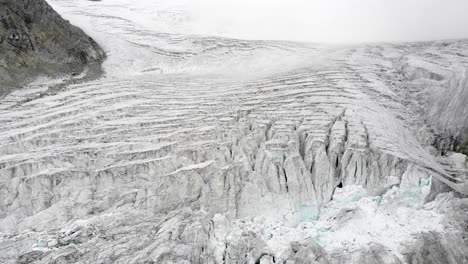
[0,0,105,96]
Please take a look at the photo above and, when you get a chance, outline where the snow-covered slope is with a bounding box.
[1,1,468,263]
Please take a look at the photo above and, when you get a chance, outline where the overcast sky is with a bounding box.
[187,0,468,43]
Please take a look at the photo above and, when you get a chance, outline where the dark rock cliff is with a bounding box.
[0,0,105,95]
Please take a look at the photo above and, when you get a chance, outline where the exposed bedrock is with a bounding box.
[0,0,105,94]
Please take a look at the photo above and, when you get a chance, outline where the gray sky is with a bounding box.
[189,0,468,43]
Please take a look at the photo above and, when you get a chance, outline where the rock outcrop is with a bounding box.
[0,0,105,96]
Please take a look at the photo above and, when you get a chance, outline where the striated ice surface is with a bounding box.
[1,0,468,263]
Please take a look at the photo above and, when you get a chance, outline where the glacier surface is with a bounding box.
[1,0,468,263]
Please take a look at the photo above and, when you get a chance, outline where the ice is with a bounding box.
[240,183,445,261]
[1,1,468,263]
[312,184,443,257]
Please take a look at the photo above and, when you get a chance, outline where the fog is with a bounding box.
[186,0,468,43]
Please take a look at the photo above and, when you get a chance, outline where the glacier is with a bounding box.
[1,0,468,263]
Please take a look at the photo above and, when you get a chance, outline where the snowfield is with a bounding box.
[1,0,468,263]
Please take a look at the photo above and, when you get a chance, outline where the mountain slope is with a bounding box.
[0,0,105,96]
